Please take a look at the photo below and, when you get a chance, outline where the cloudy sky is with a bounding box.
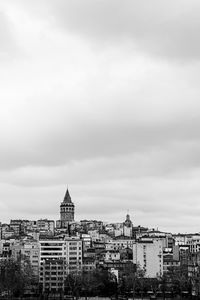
[1,0,200,233]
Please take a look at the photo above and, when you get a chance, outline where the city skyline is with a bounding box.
[0,186,197,235]
[1,1,200,233]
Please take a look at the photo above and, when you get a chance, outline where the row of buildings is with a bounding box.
[0,189,200,293]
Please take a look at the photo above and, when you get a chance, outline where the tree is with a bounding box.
[159,273,169,300]
[117,262,146,299]
[64,268,116,298]
[167,266,190,298]
[0,257,37,297]
[0,259,24,297]
[65,272,82,298]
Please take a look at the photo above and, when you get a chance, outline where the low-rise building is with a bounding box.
[105,250,120,261]
[37,219,55,236]
[163,248,180,274]
[82,257,96,272]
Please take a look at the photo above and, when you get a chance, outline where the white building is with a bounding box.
[133,239,163,278]
[21,240,40,276]
[105,250,120,261]
[111,238,134,250]
[186,234,200,253]
[87,230,100,242]
[37,219,55,235]
[173,234,189,246]
[81,234,92,250]
[39,237,83,284]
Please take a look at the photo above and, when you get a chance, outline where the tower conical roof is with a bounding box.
[63,189,72,203]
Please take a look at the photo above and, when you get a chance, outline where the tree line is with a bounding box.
[0,259,196,299]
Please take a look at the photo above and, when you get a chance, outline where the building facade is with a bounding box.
[39,237,83,290]
[133,239,163,278]
[41,258,67,293]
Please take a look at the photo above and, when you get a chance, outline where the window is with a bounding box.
[69,247,77,250]
[51,277,57,281]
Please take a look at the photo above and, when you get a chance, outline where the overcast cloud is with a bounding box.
[1,0,200,233]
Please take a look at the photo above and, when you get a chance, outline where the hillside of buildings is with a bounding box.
[0,189,200,299]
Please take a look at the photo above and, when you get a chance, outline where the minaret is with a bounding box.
[60,188,75,228]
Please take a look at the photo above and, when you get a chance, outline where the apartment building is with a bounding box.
[21,240,40,276]
[133,239,163,278]
[41,258,66,292]
[187,234,200,253]
[37,219,55,236]
[39,237,83,290]
[105,250,120,261]
[163,248,180,274]
[173,234,190,246]
[110,238,135,250]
